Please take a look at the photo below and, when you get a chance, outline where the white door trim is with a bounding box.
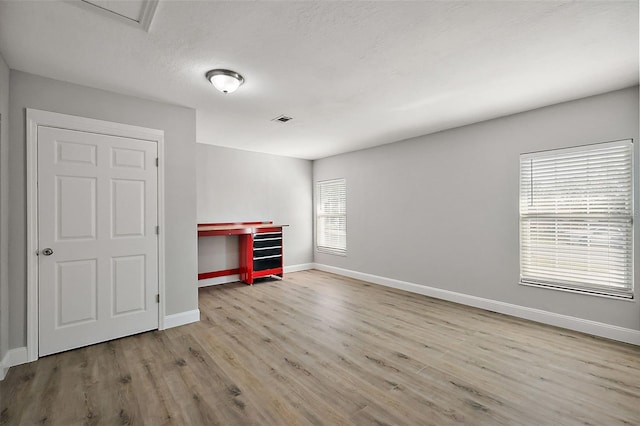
[26,108,166,362]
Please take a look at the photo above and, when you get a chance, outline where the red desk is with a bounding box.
[198,222,288,285]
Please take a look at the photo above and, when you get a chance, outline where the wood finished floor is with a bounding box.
[1,270,639,425]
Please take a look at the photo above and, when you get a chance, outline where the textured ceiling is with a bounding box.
[0,1,637,160]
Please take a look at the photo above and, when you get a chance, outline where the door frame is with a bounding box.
[26,108,166,362]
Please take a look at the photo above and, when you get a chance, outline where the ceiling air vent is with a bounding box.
[272,115,293,123]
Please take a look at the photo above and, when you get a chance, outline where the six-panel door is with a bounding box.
[37,126,159,356]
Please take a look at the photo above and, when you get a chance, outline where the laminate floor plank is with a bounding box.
[188,310,328,425]
[2,270,639,425]
[143,330,220,426]
[16,354,62,425]
[200,306,357,425]
[163,331,272,425]
[120,333,187,426]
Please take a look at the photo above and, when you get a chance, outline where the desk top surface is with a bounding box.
[198,223,289,233]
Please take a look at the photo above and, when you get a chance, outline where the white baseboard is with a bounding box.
[312,264,640,346]
[198,264,314,288]
[163,309,200,329]
[1,347,29,381]
[284,263,314,273]
[0,351,7,380]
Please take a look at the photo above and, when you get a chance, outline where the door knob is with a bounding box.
[41,248,54,256]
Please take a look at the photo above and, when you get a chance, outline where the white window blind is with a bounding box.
[519,140,634,299]
[316,178,346,255]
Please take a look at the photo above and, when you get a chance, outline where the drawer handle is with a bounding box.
[253,254,282,260]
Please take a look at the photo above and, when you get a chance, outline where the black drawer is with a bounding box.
[254,232,282,240]
[254,237,282,249]
[253,247,282,258]
[254,256,282,271]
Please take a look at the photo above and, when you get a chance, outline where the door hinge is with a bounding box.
[156,294,160,303]
[155,157,159,167]
[156,225,159,235]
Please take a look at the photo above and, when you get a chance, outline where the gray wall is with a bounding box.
[0,53,9,363]
[314,86,640,331]
[8,71,198,349]
[196,144,313,278]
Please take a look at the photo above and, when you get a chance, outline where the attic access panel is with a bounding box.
[79,0,158,31]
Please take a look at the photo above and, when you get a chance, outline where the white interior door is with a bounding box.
[37,126,159,356]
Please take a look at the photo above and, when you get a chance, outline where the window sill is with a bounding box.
[316,247,347,257]
[519,281,635,302]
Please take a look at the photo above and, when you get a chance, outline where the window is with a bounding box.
[519,140,634,299]
[316,178,346,255]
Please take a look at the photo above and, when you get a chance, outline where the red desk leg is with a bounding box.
[239,234,254,285]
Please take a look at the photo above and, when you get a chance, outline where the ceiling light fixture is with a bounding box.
[206,69,244,94]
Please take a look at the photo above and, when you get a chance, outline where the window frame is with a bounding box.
[519,139,635,300]
[315,178,347,256]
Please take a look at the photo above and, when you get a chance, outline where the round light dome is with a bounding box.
[206,69,244,94]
